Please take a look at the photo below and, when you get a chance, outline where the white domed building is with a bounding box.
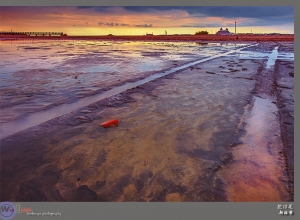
[216,27,232,36]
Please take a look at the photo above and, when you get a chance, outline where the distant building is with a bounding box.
[267,33,280,36]
[216,27,231,36]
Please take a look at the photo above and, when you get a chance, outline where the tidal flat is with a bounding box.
[0,40,294,201]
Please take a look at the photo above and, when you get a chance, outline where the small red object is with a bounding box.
[100,119,119,128]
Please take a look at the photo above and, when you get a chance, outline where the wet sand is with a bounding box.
[0,34,294,42]
[219,97,290,201]
[0,42,294,202]
[1,40,238,125]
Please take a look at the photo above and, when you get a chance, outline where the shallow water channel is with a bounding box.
[219,97,290,201]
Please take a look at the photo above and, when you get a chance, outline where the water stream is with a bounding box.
[219,46,290,201]
[266,46,279,69]
[219,97,289,201]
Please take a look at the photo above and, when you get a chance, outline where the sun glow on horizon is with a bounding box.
[0,6,294,35]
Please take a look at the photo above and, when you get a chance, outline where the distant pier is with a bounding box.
[0,31,64,36]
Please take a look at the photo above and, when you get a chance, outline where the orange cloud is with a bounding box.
[0,7,293,34]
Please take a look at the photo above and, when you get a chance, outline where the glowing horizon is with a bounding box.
[0,6,294,36]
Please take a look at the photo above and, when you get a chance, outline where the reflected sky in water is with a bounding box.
[0,40,251,125]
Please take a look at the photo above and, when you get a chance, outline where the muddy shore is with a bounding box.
[0,42,294,202]
[0,34,294,42]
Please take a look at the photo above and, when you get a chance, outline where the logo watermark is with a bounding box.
[277,203,294,216]
[0,202,16,220]
[14,203,32,214]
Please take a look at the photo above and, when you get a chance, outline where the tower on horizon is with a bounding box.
[235,20,236,34]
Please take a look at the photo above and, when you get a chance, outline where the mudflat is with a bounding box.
[0,34,294,42]
[0,41,294,202]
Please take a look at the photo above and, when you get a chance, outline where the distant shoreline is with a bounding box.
[0,34,294,42]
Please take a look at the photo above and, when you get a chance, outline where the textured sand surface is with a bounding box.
[0,42,294,202]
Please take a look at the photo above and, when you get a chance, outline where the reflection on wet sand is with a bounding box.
[0,43,255,140]
[0,56,257,201]
[0,42,294,202]
[0,40,247,127]
[219,97,290,201]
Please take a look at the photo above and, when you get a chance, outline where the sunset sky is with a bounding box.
[0,6,294,35]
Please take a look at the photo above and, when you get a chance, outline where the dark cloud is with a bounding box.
[107,23,114,27]
[122,6,293,20]
[85,6,293,24]
[122,6,171,12]
[134,24,152,27]
[98,22,152,28]
[77,6,111,12]
[77,6,94,9]
[77,6,293,27]
[181,23,223,28]
[238,18,293,27]
[73,22,89,27]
